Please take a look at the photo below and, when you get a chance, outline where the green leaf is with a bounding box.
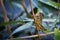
[44,29,51,33]
[39,0,60,9]
[0,20,24,26]
[54,28,60,40]
[48,0,60,9]
[11,21,33,35]
[33,0,58,17]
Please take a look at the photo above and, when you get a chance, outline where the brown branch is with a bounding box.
[0,0,11,34]
[29,0,35,17]
[0,0,13,40]
[29,0,41,40]
[20,32,54,38]
[7,31,57,40]
[20,0,32,18]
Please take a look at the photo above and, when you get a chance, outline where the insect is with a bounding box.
[34,11,45,40]
[29,0,45,39]
[34,9,45,31]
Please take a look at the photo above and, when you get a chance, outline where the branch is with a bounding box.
[0,0,11,34]
[7,31,57,40]
[0,0,13,40]
[20,32,54,38]
[20,0,32,18]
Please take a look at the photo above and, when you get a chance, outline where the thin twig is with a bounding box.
[20,0,32,18]
[29,0,35,17]
[7,31,60,40]
[20,32,54,38]
[0,0,11,34]
[29,0,40,40]
[0,0,13,40]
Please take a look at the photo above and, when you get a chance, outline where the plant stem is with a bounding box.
[7,31,60,40]
[0,0,13,40]
[29,0,40,40]
[20,0,32,18]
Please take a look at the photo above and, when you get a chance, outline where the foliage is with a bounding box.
[0,0,60,40]
[54,28,60,40]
